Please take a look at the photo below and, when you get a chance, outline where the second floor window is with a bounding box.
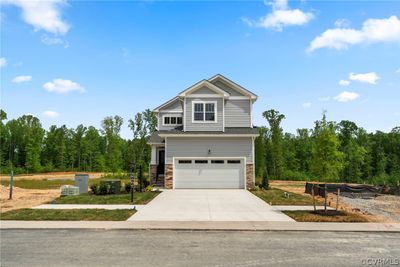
[193,102,216,122]
[164,116,182,126]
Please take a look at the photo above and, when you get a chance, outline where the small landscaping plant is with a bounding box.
[261,168,269,190]
[90,184,98,194]
[97,182,110,195]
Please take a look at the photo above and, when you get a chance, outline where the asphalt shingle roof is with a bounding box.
[148,127,259,144]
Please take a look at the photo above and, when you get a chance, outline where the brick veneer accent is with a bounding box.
[150,164,157,182]
[246,164,254,190]
[165,164,173,189]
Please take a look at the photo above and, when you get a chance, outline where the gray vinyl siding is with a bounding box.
[190,86,218,95]
[158,99,183,130]
[158,112,183,131]
[212,80,243,96]
[166,137,253,164]
[184,97,223,131]
[160,99,183,112]
[224,100,251,127]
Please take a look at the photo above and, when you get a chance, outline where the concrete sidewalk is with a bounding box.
[1,221,399,232]
[33,204,144,210]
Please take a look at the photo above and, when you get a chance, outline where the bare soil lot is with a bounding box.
[1,172,104,212]
[1,185,59,212]
[270,180,400,223]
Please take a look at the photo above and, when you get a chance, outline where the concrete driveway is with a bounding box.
[129,190,294,221]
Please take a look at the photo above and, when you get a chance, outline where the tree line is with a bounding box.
[0,109,156,175]
[255,109,400,186]
[1,108,399,186]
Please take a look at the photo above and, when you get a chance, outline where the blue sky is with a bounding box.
[1,0,399,138]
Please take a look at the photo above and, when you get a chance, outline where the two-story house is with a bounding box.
[148,74,259,189]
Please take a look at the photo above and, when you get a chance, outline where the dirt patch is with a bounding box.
[0,172,104,181]
[1,185,59,212]
[339,195,400,223]
[270,180,397,223]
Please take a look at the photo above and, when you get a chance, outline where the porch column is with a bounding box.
[150,146,157,183]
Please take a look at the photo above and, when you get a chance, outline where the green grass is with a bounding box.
[252,188,322,205]
[0,209,135,221]
[0,178,131,190]
[283,210,368,222]
[49,191,160,204]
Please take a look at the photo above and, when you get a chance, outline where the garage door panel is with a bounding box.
[174,159,245,189]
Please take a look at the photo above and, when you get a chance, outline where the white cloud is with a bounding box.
[2,0,69,35]
[302,102,311,108]
[0,57,6,67]
[41,34,68,47]
[349,72,380,85]
[308,15,400,52]
[12,75,32,83]
[42,110,59,118]
[334,18,351,28]
[339,79,350,86]
[334,91,360,102]
[43,79,85,93]
[396,68,400,73]
[242,0,314,31]
[318,96,330,102]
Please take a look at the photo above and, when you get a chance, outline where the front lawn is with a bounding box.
[49,191,160,205]
[283,210,368,222]
[0,209,135,221]
[252,188,322,205]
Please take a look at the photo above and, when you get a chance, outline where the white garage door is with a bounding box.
[174,158,245,189]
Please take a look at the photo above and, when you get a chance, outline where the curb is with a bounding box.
[1,221,400,232]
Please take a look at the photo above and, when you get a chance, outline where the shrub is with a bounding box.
[125,183,132,193]
[261,168,269,190]
[252,185,261,191]
[98,182,110,195]
[90,184,98,195]
[144,185,153,192]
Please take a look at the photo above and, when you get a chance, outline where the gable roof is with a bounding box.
[153,96,181,113]
[153,75,257,112]
[208,74,258,100]
[178,79,230,98]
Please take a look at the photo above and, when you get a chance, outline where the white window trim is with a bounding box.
[191,101,218,124]
[162,114,183,126]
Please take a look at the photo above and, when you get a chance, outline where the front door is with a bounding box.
[158,150,165,175]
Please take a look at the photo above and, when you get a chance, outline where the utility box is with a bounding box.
[75,173,89,194]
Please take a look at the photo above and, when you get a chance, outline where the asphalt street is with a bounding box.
[1,230,399,267]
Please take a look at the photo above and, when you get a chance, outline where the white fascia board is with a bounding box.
[179,80,229,98]
[154,96,182,113]
[208,74,258,100]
